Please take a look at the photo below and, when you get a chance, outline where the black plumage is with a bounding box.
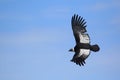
[69,14,100,66]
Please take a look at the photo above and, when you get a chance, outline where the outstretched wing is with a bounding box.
[71,14,87,44]
[71,49,90,66]
[71,33,91,66]
[71,14,91,66]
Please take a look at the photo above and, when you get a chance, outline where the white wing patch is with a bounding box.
[78,49,90,58]
[79,33,90,43]
[78,33,91,58]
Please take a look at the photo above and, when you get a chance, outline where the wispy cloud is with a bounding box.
[95,48,120,68]
[0,6,71,23]
[0,13,35,22]
[39,6,70,19]
[90,3,109,11]
[0,27,70,45]
[84,1,120,12]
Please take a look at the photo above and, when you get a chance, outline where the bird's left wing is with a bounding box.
[71,14,87,44]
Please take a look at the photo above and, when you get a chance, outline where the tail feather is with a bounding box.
[90,44,100,52]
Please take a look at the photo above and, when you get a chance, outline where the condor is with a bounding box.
[69,14,100,66]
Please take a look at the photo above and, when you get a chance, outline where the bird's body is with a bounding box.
[69,14,100,66]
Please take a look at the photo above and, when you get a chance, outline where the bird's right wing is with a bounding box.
[71,49,90,66]
[71,14,87,44]
[71,32,91,66]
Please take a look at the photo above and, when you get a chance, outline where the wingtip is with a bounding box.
[70,58,86,66]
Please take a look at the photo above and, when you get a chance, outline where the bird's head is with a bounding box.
[68,48,74,52]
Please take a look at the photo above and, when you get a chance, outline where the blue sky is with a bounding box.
[0,0,120,80]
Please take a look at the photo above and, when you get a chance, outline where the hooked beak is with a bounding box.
[68,48,74,52]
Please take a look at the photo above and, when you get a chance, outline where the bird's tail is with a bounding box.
[90,44,100,52]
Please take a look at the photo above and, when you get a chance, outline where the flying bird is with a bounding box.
[69,14,100,66]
